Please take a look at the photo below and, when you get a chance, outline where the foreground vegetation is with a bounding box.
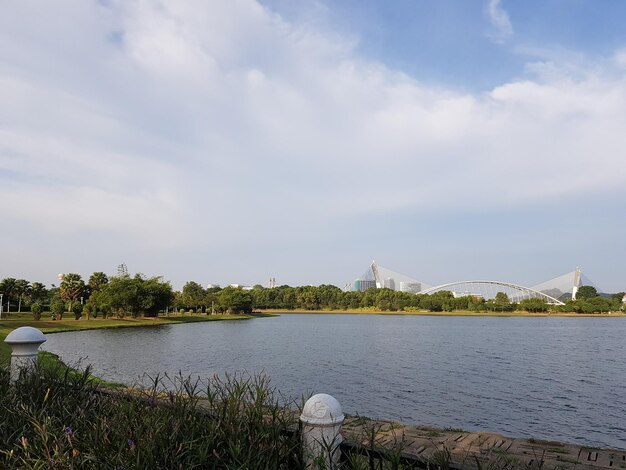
[0,363,302,469]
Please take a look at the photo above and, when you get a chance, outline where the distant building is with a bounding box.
[383,277,395,290]
[399,282,421,294]
[453,291,483,299]
[207,283,220,289]
[353,279,376,291]
[229,284,253,290]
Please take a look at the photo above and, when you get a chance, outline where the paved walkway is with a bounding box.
[342,417,626,469]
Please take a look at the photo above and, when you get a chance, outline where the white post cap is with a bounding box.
[300,393,345,426]
[5,326,47,346]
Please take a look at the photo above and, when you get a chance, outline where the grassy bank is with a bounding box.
[262,308,626,317]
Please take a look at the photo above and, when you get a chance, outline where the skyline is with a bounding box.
[0,261,610,296]
[1,1,625,291]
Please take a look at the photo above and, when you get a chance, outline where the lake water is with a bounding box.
[42,314,626,449]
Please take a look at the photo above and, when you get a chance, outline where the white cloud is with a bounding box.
[485,0,513,43]
[0,0,625,284]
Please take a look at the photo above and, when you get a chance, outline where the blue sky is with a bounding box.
[263,0,626,90]
[1,0,625,291]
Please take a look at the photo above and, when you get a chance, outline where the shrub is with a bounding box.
[31,301,43,321]
[71,302,83,320]
[0,364,301,469]
[50,299,64,320]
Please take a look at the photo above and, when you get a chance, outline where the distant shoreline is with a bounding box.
[262,309,626,317]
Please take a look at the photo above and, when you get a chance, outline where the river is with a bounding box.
[42,313,626,449]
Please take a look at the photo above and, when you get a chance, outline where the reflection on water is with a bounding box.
[43,314,626,449]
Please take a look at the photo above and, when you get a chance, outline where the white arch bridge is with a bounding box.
[421,281,564,305]
[349,262,594,303]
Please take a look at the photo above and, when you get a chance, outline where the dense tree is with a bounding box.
[295,286,319,310]
[359,288,377,309]
[586,297,614,313]
[420,296,443,312]
[218,287,253,314]
[60,273,86,312]
[494,291,509,305]
[562,296,618,314]
[138,277,175,317]
[452,296,471,311]
[488,292,512,312]
[374,288,394,311]
[92,274,174,318]
[576,285,598,300]
[340,291,362,310]
[466,295,485,312]
[611,292,625,302]
[182,281,207,310]
[316,284,343,309]
[86,290,109,318]
[278,287,296,309]
[519,298,549,313]
[425,291,456,311]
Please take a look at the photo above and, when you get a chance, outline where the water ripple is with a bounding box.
[43,314,626,449]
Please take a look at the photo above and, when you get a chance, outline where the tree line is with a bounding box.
[0,272,173,320]
[1,273,624,319]
[178,282,625,314]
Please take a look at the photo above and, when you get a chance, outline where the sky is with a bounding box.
[1,0,625,292]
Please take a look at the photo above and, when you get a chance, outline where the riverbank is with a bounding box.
[262,308,626,317]
[0,313,269,363]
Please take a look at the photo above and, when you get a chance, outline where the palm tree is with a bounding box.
[60,273,85,312]
[88,272,109,294]
[29,282,48,305]
[0,277,17,314]
[14,279,31,313]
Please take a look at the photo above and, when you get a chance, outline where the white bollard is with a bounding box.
[300,393,345,469]
[4,326,46,383]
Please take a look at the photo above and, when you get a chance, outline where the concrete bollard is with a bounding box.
[4,326,46,383]
[300,393,345,469]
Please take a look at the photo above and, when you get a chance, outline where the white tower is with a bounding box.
[370,260,381,288]
[572,267,582,300]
